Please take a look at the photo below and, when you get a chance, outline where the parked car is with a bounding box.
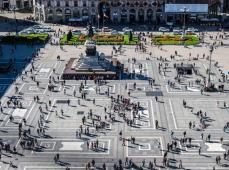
[111,30,118,35]
[187,27,199,32]
[102,27,112,32]
[32,25,54,32]
[185,30,195,35]
[19,30,35,34]
[172,27,182,35]
[173,27,182,32]
[122,27,133,32]
[122,27,129,32]
[72,30,82,35]
[158,27,170,32]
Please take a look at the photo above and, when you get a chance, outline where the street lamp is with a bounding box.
[13,6,18,35]
[207,45,214,87]
[180,7,189,37]
[36,0,44,23]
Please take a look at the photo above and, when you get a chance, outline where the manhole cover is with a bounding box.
[146,91,163,96]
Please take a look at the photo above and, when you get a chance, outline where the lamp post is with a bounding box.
[36,0,44,23]
[207,45,214,87]
[180,7,189,37]
[13,6,18,35]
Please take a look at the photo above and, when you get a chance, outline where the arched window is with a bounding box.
[56,8,63,16]
[57,1,60,7]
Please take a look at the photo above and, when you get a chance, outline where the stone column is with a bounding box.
[153,6,156,23]
[144,9,147,22]
[127,10,130,23]
[135,9,138,22]
[117,8,121,23]
[29,0,32,9]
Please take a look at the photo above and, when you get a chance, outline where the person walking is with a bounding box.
[179,160,182,169]
[142,159,145,167]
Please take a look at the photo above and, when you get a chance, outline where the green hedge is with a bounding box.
[1,34,50,44]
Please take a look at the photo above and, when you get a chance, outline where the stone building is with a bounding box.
[1,0,33,10]
[33,0,221,24]
[221,0,229,12]
[34,0,164,23]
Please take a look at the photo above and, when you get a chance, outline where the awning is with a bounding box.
[200,18,219,22]
[165,4,208,13]
[69,18,82,22]
[82,16,89,20]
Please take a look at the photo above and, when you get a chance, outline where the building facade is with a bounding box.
[1,0,33,10]
[34,0,165,23]
[33,0,221,24]
[222,0,229,12]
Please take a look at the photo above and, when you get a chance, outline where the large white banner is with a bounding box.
[165,4,208,13]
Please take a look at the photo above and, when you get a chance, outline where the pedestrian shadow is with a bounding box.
[1,160,17,168]
[157,100,164,104]
[186,106,194,109]
[158,126,167,131]
[167,164,179,169]
[78,137,90,141]
[15,152,24,156]
[223,143,229,146]
[134,143,144,147]
[200,153,211,158]
[113,119,123,123]
[221,163,229,167]
[169,148,181,154]
[86,133,98,138]
[58,116,65,119]
[33,147,45,152]
[2,112,9,115]
[44,125,50,128]
[63,114,70,118]
[1,153,12,158]
[127,145,135,148]
[57,160,71,166]
[130,125,141,128]
[0,130,8,133]
[12,121,19,124]
[43,134,53,139]
[44,120,51,124]
[66,94,72,97]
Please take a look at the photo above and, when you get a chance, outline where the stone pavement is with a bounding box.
[0,30,229,170]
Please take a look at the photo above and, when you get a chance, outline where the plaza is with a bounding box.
[0,15,229,170]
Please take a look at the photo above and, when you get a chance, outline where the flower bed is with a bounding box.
[92,35,123,42]
[152,35,200,45]
[60,34,139,45]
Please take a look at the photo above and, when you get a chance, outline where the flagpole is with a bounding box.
[98,15,99,30]
[103,16,105,32]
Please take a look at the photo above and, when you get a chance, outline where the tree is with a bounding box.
[67,30,73,41]
[87,23,94,38]
[129,31,133,41]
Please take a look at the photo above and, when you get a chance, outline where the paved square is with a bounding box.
[0,28,229,170]
[19,83,47,94]
[169,98,229,129]
[127,137,163,157]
